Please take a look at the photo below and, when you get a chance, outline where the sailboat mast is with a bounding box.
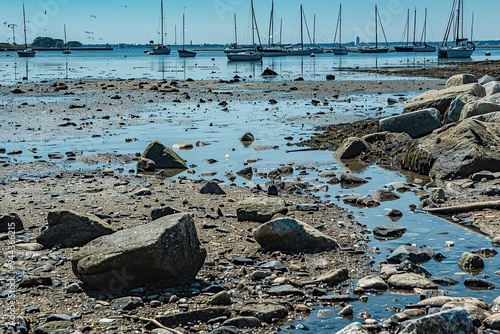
[182,13,185,49]
[423,8,428,45]
[268,0,274,47]
[64,24,67,45]
[160,0,164,45]
[234,14,238,46]
[471,12,474,43]
[406,9,409,46]
[375,5,378,48]
[280,19,283,45]
[313,14,316,45]
[22,4,28,48]
[339,3,342,46]
[413,7,416,46]
[251,0,255,46]
[300,5,303,49]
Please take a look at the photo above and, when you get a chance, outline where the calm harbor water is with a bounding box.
[1,47,499,332]
[1,45,499,84]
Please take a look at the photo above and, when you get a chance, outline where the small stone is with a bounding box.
[134,188,152,196]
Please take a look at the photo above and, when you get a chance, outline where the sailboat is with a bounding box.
[178,12,196,57]
[263,0,288,57]
[394,8,415,52]
[224,14,260,54]
[149,0,171,55]
[17,3,36,58]
[287,5,323,56]
[227,0,263,61]
[414,8,436,52]
[63,24,71,54]
[438,0,474,58]
[358,5,389,53]
[332,3,348,55]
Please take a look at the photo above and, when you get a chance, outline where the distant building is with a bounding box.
[356,36,360,46]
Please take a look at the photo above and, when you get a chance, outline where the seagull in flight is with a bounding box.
[90,15,97,18]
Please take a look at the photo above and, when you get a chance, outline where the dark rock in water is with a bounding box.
[240,132,255,142]
[387,245,435,264]
[294,77,304,81]
[471,248,498,258]
[398,260,432,278]
[464,278,495,289]
[151,206,182,221]
[0,213,24,232]
[200,181,226,195]
[267,184,279,196]
[137,157,156,171]
[458,252,485,274]
[335,137,371,159]
[386,209,403,217]
[340,173,369,184]
[262,68,278,76]
[154,307,231,328]
[431,277,458,286]
[140,140,187,169]
[236,167,253,179]
[373,224,406,239]
[37,210,115,248]
[11,88,25,94]
[387,272,437,290]
[326,74,336,81]
[372,189,400,202]
[253,217,339,252]
[72,213,206,293]
[268,166,294,179]
[111,296,144,310]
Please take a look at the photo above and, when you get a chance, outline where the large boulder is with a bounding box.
[356,275,388,291]
[401,112,500,179]
[483,81,500,96]
[139,140,187,169]
[403,83,486,114]
[253,217,339,252]
[37,211,115,248]
[445,93,480,124]
[236,197,288,223]
[72,213,206,293]
[0,213,24,232]
[445,73,478,88]
[335,137,370,159]
[335,322,371,333]
[379,108,442,138]
[398,308,478,334]
[460,93,500,120]
[458,252,484,274]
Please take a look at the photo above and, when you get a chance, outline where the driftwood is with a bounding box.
[110,315,183,334]
[423,201,500,214]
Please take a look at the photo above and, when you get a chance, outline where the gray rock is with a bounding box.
[140,140,187,169]
[335,137,371,159]
[208,291,232,305]
[398,308,477,334]
[458,252,485,274]
[0,213,24,232]
[340,173,369,184]
[296,203,319,211]
[335,322,371,333]
[155,307,231,328]
[401,112,500,179]
[267,284,304,296]
[111,296,144,310]
[386,209,403,217]
[72,213,206,293]
[441,301,492,321]
[479,74,497,85]
[134,188,152,196]
[445,73,478,88]
[417,296,489,310]
[34,321,73,334]
[19,276,52,288]
[484,313,500,330]
[151,206,182,221]
[356,275,388,291]
[236,197,288,223]
[483,81,500,96]
[200,181,226,195]
[429,188,447,202]
[267,185,279,196]
[66,282,84,293]
[387,273,437,290]
[338,304,354,317]
[268,166,294,179]
[362,131,388,143]
[253,217,339,252]
[222,316,262,328]
[403,83,485,114]
[239,303,288,322]
[258,260,287,271]
[371,189,400,202]
[172,142,193,150]
[471,171,496,182]
[445,93,480,123]
[387,245,435,264]
[37,210,115,248]
[137,157,156,171]
[250,269,273,280]
[373,224,406,239]
[236,167,253,179]
[460,93,500,120]
[209,326,241,334]
[464,278,495,289]
[379,108,442,138]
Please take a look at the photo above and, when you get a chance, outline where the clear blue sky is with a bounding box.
[1,0,498,45]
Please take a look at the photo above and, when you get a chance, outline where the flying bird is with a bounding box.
[44,10,47,15]
[90,15,96,18]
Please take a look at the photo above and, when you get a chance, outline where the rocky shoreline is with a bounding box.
[1,63,500,334]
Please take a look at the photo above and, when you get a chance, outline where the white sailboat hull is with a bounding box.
[446,47,474,58]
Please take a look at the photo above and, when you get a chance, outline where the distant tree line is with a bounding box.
[31,37,82,48]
